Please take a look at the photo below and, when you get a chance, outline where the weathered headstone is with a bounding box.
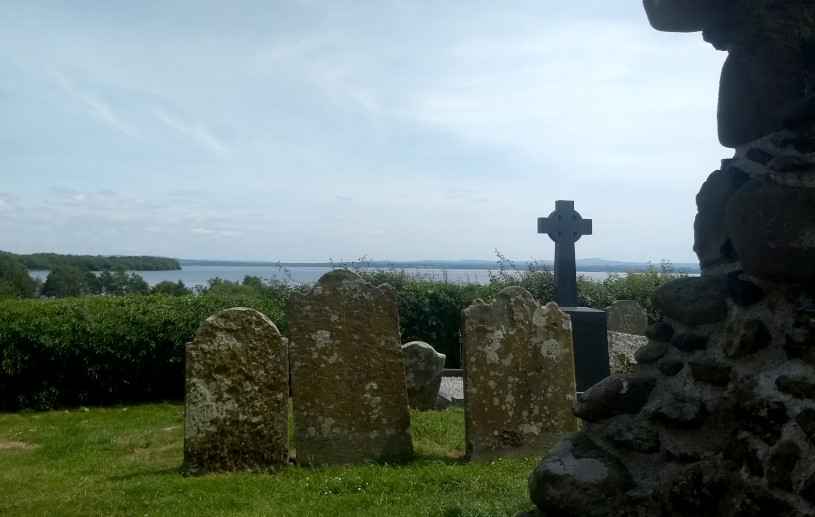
[605,300,648,336]
[538,200,610,391]
[461,287,578,461]
[402,341,446,411]
[183,307,289,476]
[287,269,414,466]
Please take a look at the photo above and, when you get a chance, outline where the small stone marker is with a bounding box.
[402,341,446,411]
[461,286,579,461]
[537,200,592,307]
[538,200,610,391]
[183,307,289,476]
[288,269,414,466]
[605,300,648,335]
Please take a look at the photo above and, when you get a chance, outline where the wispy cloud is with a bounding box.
[51,71,136,136]
[46,187,162,212]
[153,108,227,157]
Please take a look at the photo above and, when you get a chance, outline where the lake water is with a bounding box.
[28,265,614,287]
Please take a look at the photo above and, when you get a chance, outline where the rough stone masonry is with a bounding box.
[287,269,414,466]
[521,1,815,516]
[462,287,578,461]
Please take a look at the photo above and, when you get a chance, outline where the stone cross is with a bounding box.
[537,200,592,307]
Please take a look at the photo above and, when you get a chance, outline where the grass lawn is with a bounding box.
[0,404,539,516]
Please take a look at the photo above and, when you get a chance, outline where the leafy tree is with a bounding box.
[98,269,150,296]
[0,253,38,298]
[41,265,101,298]
[151,280,192,296]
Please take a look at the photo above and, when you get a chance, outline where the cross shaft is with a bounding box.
[537,200,592,307]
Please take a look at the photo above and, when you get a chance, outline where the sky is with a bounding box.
[0,1,729,264]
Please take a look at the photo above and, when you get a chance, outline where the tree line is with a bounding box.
[0,251,184,299]
[2,251,179,271]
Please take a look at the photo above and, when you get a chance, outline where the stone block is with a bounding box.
[607,331,647,375]
[461,287,578,461]
[605,300,648,335]
[641,0,735,33]
[183,307,289,476]
[653,276,728,326]
[287,269,414,466]
[725,174,815,282]
[402,341,445,411]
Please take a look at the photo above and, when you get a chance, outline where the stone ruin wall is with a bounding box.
[523,1,815,515]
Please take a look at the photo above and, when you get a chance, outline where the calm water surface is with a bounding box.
[28,265,614,287]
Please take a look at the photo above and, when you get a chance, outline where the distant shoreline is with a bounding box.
[177,258,701,274]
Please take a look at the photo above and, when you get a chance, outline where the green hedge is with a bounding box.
[394,281,499,368]
[0,294,284,411]
[0,264,684,410]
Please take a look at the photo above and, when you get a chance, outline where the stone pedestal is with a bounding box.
[561,307,610,392]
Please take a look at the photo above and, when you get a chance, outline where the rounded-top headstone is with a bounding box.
[183,307,289,476]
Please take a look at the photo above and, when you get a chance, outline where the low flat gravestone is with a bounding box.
[402,341,446,411]
[605,300,648,335]
[183,307,288,476]
[288,269,414,466]
[462,287,579,461]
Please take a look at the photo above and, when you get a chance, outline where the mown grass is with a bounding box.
[0,404,538,516]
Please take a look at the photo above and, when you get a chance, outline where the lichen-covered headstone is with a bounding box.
[605,300,648,336]
[288,269,414,466]
[183,307,288,476]
[461,287,578,461]
[402,341,446,410]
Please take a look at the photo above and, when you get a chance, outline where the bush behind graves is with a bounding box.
[0,293,285,411]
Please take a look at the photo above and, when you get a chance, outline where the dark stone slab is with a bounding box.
[560,307,610,392]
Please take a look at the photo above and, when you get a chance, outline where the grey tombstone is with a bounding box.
[538,200,610,391]
[461,287,579,461]
[605,300,648,336]
[183,307,289,476]
[402,341,446,411]
[287,269,414,466]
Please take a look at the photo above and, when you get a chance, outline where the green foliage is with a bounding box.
[0,293,285,410]
[0,252,38,298]
[488,250,554,303]
[0,405,536,516]
[578,261,687,323]
[41,265,101,298]
[151,279,192,296]
[331,257,499,368]
[97,269,150,296]
[6,250,180,271]
[395,281,497,368]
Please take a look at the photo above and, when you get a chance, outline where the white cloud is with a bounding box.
[152,108,228,157]
[50,71,136,136]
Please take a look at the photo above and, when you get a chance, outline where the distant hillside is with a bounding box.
[178,258,700,274]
